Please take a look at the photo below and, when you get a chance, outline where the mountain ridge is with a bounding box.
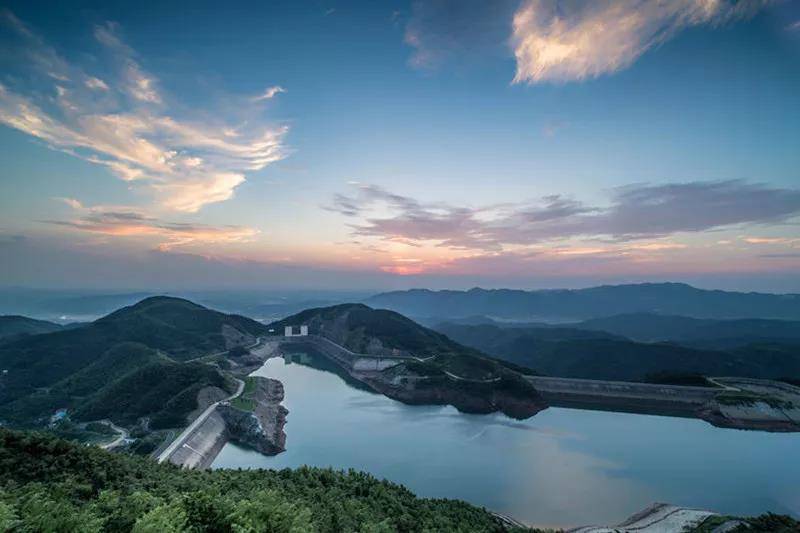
[366,283,800,321]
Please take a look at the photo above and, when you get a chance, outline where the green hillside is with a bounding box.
[74,360,234,428]
[270,303,534,380]
[0,429,526,532]
[575,313,800,347]
[0,297,262,429]
[436,323,800,382]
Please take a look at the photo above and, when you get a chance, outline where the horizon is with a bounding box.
[2,1,800,292]
[3,279,800,301]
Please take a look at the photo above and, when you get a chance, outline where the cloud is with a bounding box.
[84,77,109,91]
[56,197,84,209]
[45,201,258,251]
[743,236,792,244]
[329,180,800,251]
[253,85,286,101]
[511,0,770,84]
[0,12,289,212]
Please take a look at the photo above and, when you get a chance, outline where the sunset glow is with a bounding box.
[1,1,799,291]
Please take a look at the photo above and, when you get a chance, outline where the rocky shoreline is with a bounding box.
[360,369,547,420]
[219,377,288,455]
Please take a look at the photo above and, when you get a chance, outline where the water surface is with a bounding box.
[213,350,800,528]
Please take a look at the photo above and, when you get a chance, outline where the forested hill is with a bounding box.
[367,283,800,321]
[435,322,800,382]
[269,303,538,378]
[270,303,484,358]
[574,313,800,347]
[0,429,526,532]
[0,296,264,428]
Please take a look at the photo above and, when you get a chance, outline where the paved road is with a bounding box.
[157,376,245,463]
[98,420,129,450]
[526,375,718,403]
[184,336,263,363]
[707,377,740,391]
[443,370,501,383]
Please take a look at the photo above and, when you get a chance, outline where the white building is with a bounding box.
[284,325,309,337]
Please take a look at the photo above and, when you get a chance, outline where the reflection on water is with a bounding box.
[213,349,800,528]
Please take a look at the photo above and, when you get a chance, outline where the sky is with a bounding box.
[1,0,799,292]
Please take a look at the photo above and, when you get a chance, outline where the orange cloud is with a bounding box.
[45,202,258,251]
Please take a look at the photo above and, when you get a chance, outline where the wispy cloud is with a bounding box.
[84,77,109,91]
[46,199,258,251]
[253,85,286,101]
[329,180,800,251]
[511,0,770,84]
[743,236,800,247]
[0,11,289,213]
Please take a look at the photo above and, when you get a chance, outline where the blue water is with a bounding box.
[213,351,800,528]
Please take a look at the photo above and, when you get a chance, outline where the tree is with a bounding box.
[132,502,188,533]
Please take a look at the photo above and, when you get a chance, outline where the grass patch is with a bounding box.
[242,376,257,396]
[230,396,256,411]
[230,376,258,412]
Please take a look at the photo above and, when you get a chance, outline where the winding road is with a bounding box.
[98,420,129,450]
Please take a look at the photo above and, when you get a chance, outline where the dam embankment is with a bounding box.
[160,376,287,469]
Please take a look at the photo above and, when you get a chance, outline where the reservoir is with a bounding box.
[212,349,800,528]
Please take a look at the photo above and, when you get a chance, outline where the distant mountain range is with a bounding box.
[0,296,266,428]
[367,283,800,321]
